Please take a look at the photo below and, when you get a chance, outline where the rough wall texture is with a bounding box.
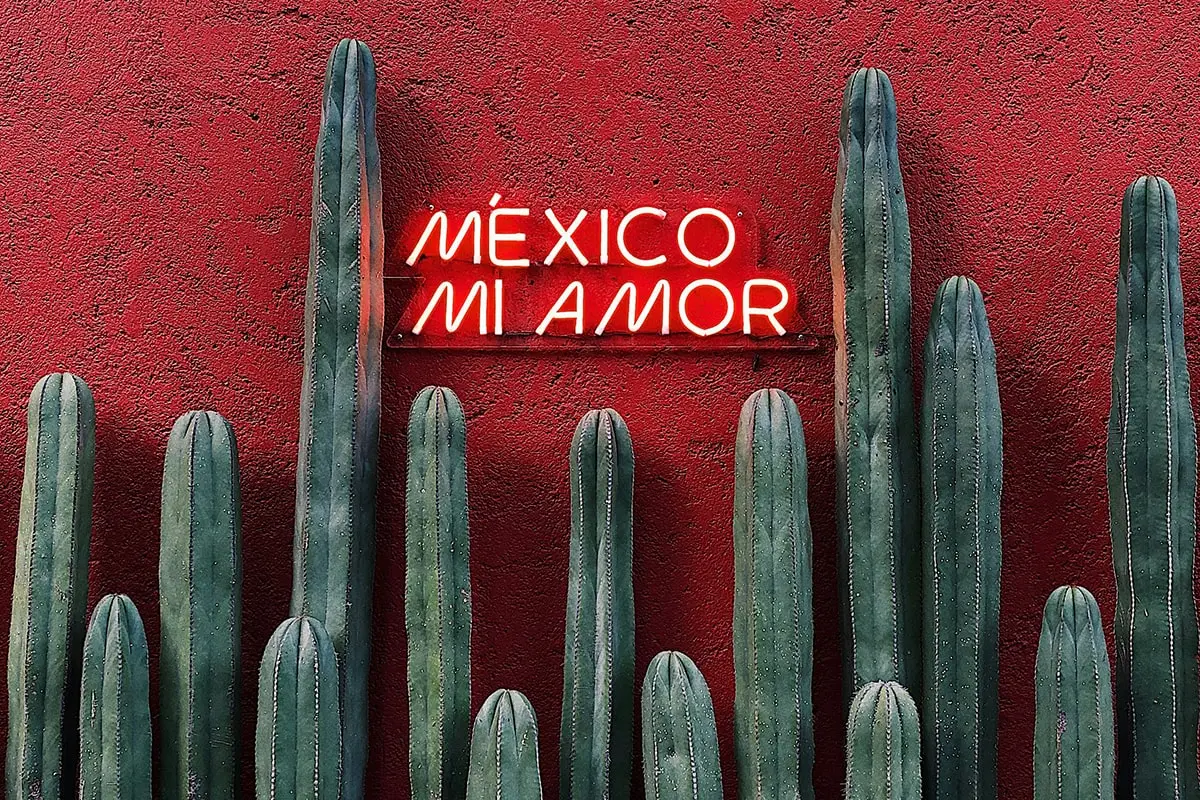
[0,1,1196,798]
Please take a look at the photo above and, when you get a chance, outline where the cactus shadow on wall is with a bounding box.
[376,66,442,270]
[88,408,296,798]
[898,114,973,344]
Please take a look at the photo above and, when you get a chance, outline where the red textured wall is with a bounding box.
[1,2,1197,798]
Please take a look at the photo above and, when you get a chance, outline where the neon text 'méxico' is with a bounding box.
[402,195,791,338]
[405,194,738,269]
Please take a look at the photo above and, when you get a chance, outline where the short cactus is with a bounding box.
[7,372,95,800]
[831,66,921,700]
[641,651,722,800]
[291,38,385,800]
[561,409,635,800]
[733,388,813,800]
[1107,176,1199,800]
[79,594,151,800]
[406,387,472,800]
[845,681,922,800]
[1034,586,1114,800]
[921,276,1002,800]
[255,617,341,800]
[159,411,243,800]
[467,689,543,800]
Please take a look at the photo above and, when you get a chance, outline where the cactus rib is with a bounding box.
[1034,586,1115,800]
[845,681,922,800]
[7,372,95,800]
[291,37,385,800]
[561,409,635,800]
[921,277,1002,800]
[831,66,921,702]
[255,617,341,800]
[79,594,151,800]
[467,690,544,800]
[1107,176,1199,800]
[406,387,472,800]
[733,388,813,800]
[641,651,722,800]
[159,411,242,800]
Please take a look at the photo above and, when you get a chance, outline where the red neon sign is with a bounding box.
[386,194,816,350]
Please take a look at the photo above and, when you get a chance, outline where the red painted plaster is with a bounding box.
[0,2,1196,798]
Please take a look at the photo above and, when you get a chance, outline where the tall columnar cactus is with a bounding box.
[561,409,635,800]
[1107,175,1199,800]
[467,690,544,800]
[733,388,813,800]
[641,651,723,800]
[291,37,385,800]
[406,386,472,800]
[79,594,151,800]
[845,681,922,800]
[7,372,95,800]
[1034,586,1115,800]
[831,66,921,701]
[255,617,341,800]
[921,276,1002,800]
[160,410,243,800]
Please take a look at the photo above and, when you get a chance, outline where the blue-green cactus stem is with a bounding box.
[290,37,385,800]
[406,386,472,800]
[733,388,813,800]
[1107,175,1199,800]
[831,66,921,702]
[561,409,635,800]
[7,372,95,800]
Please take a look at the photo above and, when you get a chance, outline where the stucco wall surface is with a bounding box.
[2,1,1198,797]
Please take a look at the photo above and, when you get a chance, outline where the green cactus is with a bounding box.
[845,681,922,800]
[831,66,921,701]
[641,651,722,800]
[255,617,341,800]
[732,388,813,800]
[1107,175,1199,800]
[79,594,151,800]
[1034,586,1115,800]
[7,372,95,800]
[159,410,242,800]
[291,37,385,800]
[406,386,472,800]
[561,409,635,800]
[921,276,1002,800]
[467,690,543,800]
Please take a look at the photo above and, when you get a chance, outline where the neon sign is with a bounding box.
[386,194,815,350]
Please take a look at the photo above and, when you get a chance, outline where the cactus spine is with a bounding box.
[79,595,151,800]
[291,37,385,800]
[159,410,243,800]
[733,388,813,800]
[921,277,1002,800]
[1034,586,1115,800]
[1107,176,1199,800]
[845,681,922,800]
[831,66,921,701]
[406,387,472,800]
[7,372,95,800]
[641,652,723,800]
[561,409,635,800]
[467,690,544,800]
[255,617,341,800]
